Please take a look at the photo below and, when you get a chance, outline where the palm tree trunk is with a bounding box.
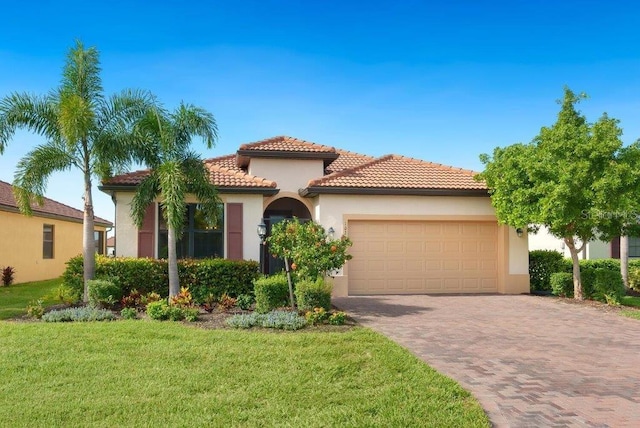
[82,172,96,303]
[167,224,180,298]
[621,235,629,289]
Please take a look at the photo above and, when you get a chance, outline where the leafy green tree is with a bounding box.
[479,87,640,300]
[130,104,219,298]
[267,218,352,308]
[0,41,154,301]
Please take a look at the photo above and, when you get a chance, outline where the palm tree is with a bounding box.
[0,41,155,301]
[130,104,219,297]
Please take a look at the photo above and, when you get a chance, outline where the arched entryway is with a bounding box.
[261,197,312,275]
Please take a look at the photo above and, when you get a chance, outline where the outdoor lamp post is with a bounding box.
[257,221,267,274]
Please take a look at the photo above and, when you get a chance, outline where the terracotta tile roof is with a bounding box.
[0,180,112,226]
[326,149,375,173]
[204,155,277,188]
[103,136,486,196]
[106,236,115,246]
[239,136,337,153]
[102,155,277,190]
[307,155,487,191]
[105,169,151,185]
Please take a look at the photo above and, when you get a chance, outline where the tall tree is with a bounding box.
[0,41,154,301]
[130,104,219,297]
[479,87,640,300]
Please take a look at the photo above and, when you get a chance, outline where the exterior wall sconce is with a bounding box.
[327,227,335,239]
[516,227,524,238]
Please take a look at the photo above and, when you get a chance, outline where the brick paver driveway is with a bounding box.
[334,295,640,427]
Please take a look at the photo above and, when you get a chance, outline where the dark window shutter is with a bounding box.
[138,204,155,258]
[227,203,243,260]
[611,236,621,259]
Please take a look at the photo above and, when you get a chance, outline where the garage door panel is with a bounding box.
[348,220,498,295]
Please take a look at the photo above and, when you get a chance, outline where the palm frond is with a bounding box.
[13,143,76,215]
[158,161,187,236]
[130,173,160,228]
[0,92,60,152]
[173,102,218,149]
[184,154,220,226]
[61,40,103,104]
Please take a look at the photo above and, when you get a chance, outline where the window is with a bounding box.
[629,237,640,258]
[43,224,54,259]
[94,231,105,255]
[157,203,224,259]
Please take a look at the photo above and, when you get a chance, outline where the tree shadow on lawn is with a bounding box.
[333,296,434,318]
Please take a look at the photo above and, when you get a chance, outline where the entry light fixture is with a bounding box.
[327,227,335,239]
[257,222,267,243]
[516,227,524,238]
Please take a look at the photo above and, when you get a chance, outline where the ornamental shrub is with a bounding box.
[120,307,138,320]
[146,300,170,320]
[529,250,564,292]
[42,307,115,322]
[26,299,44,319]
[629,266,640,291]
[295,277,332,311]
[254,274,289,313]
[2,266,15,286]
[592,268,625,304]
[550,272,574,297]
[328,311,347,325]
[63,255,259,301]
[236,293,254,310]
[226,311,307,330]
[87,279,122,308]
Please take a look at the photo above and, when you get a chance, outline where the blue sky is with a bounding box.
[1,0,640,224]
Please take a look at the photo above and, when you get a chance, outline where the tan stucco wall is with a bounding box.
[113,191,263,262]
[313,194,529,296]
[114,192,138,257]
[0,210,107,284]
[248,158,324,192]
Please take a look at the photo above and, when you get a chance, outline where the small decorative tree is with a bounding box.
[267,218,352,309]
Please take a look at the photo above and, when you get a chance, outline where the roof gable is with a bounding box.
[236,136,339,168]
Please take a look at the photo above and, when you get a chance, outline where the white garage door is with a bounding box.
[348,220,498,295]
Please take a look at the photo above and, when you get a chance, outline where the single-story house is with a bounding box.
[100,136,529,297]
[0,180,112,283]
[529,226,632,260]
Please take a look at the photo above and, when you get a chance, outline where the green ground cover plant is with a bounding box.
[0,322,489,427]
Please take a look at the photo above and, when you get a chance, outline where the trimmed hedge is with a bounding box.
[550,272,573,297]
[63,255,259,303]
[529,250,565,292]
[254,274,289,314]
[593,269,625,304]
[295,277,332,311]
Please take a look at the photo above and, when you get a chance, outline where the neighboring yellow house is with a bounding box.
[0,180,112,284]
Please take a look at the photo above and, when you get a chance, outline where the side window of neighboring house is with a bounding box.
[94,231,105,255]
[629,237,640,258]
[43,224,54,259]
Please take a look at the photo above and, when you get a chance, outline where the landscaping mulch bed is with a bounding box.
[8,305,358,331]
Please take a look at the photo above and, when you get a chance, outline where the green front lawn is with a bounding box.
[621,296,640,308]
[0,278,62,320]
[0,322,489,427]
